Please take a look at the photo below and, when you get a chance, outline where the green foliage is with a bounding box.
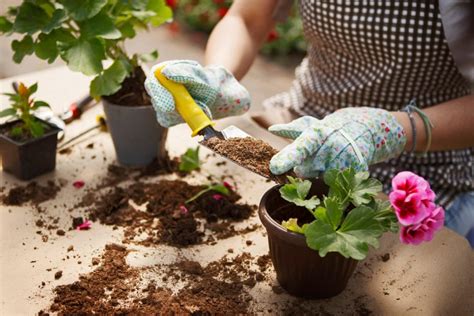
[178,147,201,172]
[279,176,320,210]
[279,168,397,260]
[173,0,306,56]
[1,0,173,97]
[185,183,230,204]
[1,82,51,139]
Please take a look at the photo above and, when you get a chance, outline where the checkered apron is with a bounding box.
[264,0,473,207]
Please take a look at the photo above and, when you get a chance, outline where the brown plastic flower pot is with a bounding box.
[102,99,168,167]
[258,179,359,299]
[0,119,60,180]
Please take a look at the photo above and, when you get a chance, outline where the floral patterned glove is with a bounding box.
[144,60,250,127]
[269,107,407,177]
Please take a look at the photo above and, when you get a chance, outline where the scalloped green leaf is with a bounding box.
[62,0,107,21]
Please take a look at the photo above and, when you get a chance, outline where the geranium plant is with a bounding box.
[0,0,172,100]
[0,82,51,139]
[280,168,444,260]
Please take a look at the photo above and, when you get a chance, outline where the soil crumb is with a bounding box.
[202,137,290,183]
[45,244,272,314]
[1,180,61,206]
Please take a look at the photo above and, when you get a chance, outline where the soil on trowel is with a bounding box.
[103,67,151,106]
[42,244,273,315]
[202,137,291,183]
[1,180,61,206]
[85,179,256,247]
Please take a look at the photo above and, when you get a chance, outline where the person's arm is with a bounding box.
[391,94,474,151]
[205,0,278,80]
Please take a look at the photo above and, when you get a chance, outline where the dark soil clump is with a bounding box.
[202,137,291,183]
[85,179,255,247]
[104,67,151,106]
[1,180,61,206]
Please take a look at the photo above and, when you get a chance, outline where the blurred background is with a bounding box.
[0,0,306,112]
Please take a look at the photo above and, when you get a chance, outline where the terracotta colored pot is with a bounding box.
[0,119,60,180]
[258,180,359,299]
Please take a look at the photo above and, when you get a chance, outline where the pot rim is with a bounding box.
[258,184,309,247]
[0,118,60,146]
[102,97,152,109]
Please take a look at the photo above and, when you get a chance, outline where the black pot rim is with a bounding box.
[0,118,60,146]
[258,184,310,248]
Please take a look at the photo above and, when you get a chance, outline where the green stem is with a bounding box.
[185,187,211,204]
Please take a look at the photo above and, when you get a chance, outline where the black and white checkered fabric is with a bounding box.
[264,0,473,207]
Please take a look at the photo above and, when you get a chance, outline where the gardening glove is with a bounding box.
[144,60,250,128]
[268,107,407,178]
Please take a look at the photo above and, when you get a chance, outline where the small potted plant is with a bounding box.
[0,0,173,166]
[0,82,60,180]
[258,168,444,298]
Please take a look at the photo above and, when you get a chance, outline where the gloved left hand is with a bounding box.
[268,107,407,178]
[144,60,250,128]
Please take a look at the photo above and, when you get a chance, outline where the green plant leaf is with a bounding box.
[61,38,105,76]
[305,205,384,260]
[351,178,382,206]
[13,2,49,34]
[146,0,173,26]
[0,108,16,118]
[80,13,121,40]
[28,83,38,95]
[281,218,305,234]
[43,9,67,34]
[313,196,344,230]
[62,0,107,21]
[11,35,34,63]
[208,184,229,196]
[279,176,320,210]
[178,146,200,172]
[11,126,23,137]
[35,33,59,63]
[138,50,158,63]
[90,59,129,97]
[371,199,399,233]
[118,22,136,38]
[0,16,13,33]
[29,119,45,138]
[32,101,50,110]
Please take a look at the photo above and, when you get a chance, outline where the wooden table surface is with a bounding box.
[1,67,473,315]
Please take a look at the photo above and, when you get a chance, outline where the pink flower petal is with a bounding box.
[179,205,189,214]
[73,180,85,189]
[212,194,224,201]
[223,181,233,191]
[76,220,91,231]
[399,206,444,245]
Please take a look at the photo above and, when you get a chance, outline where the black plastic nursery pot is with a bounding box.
[0,119,60,180]
[258,179,359,299]
[102,99,168,167]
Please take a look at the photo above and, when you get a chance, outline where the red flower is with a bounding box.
[217,7,228,18]
[73,180,85,189]
[267,29,279,42]
[166,0,177,9]
[167,21,180,34]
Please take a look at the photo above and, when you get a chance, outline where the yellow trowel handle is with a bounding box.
[154,67,214,137]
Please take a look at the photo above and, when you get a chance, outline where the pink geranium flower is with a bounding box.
[400,206,445,245]
[212,194,224,201]
[389,171,435,225]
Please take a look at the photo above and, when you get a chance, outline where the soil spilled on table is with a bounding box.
[1,180,61,206]
[84,179,256,247]
[202,137,291,183]
[42,244,273,315]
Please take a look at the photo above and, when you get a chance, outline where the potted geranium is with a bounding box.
[0,0,173,166]
[0,82,60,180]
[258,168,444,298]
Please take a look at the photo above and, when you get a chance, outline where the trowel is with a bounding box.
[154,68,279,181]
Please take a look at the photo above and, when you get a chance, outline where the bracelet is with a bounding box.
[401,99,434,155]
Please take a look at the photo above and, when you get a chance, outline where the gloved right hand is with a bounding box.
[144,60,251,128]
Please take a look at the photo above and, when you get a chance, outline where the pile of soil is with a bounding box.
[1,180,61,206]
[104,67,151,106]
[42,244,273,315]
[84,179,256,247]
[202,137,291,183]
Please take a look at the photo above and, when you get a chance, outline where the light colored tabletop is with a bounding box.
[0,67,473,315]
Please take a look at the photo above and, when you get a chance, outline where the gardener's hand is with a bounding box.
[144,60,250,127]
[268,107,407,177]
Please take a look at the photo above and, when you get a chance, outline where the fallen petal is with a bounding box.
[76,220,92,231]
[212,194,224,201]
[73,180,85,189]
